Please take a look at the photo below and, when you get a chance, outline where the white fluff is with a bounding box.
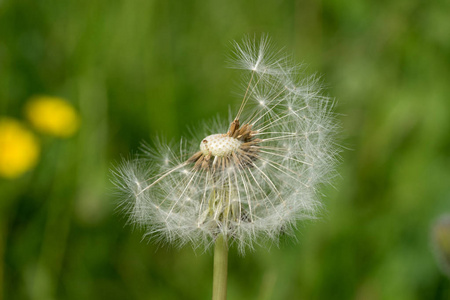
[113,36,340,252]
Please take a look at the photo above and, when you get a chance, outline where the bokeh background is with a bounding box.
[1,0,450,299]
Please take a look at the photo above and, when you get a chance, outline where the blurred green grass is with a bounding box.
[1,0,450,299]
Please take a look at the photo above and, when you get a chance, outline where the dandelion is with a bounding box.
[25,96,80,138]
[113,36,339,299]
[0,118,40,178]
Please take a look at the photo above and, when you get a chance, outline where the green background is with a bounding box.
[1,0,450,299]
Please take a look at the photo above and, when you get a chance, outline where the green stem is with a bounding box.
[212,234,228,300]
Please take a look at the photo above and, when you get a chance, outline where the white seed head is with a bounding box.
[200,134,242,157]
[113,36,340,252]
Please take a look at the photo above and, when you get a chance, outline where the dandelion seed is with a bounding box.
[113,36,339,254]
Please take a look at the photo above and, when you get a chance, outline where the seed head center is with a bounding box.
[200,134,242,157]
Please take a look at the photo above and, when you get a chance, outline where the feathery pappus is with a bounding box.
[113,36,339,252]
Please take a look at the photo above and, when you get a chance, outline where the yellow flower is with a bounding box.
[0,118,40,178]
[25,96,80,137]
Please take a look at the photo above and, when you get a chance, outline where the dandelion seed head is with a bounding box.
[113,36,340,252]
[200,134,242,157]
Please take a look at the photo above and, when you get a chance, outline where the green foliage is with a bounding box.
[1,0,450,299]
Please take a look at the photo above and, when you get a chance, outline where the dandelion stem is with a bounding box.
[212,234,228,300]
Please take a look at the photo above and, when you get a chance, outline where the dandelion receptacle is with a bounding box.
[113,36,339,300]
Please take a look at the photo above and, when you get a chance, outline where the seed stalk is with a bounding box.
[212,234,228,300]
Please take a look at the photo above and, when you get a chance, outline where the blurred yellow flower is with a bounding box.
[25,96,80,137]
[0,118,40,178]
